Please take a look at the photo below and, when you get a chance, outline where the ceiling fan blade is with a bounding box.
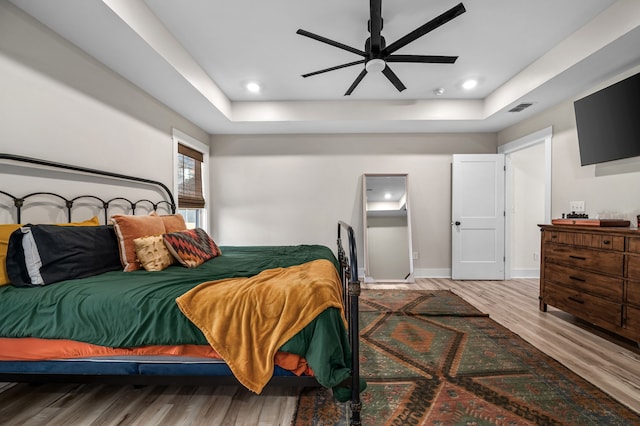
[386,54,458,64]
[296,29,367,57]
[382,65,407,92]
[369,0,383,53]
[302,60,366,78]
[345,69,368,96]
[382,2,466,55]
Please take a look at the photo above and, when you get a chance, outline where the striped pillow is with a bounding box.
[163,228,221,268]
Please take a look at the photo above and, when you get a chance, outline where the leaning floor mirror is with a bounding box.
[363,174,414,283]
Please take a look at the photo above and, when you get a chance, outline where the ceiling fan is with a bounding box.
[296,1,466,96]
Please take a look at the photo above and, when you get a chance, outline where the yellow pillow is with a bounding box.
[0,224,22,286]
[134,234,175,271]
[59,216,101,227]
[0,216,100,285]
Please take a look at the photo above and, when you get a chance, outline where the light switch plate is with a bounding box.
[569,201,585,212]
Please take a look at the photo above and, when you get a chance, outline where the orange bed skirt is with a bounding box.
[0,337,312,376]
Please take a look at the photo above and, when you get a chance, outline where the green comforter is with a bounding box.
[0,245,339,345]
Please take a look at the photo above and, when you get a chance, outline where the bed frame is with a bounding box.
[0,153,362,425]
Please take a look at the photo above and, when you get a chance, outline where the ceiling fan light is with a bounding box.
[365,59,386,73]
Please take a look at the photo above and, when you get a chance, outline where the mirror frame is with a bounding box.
[362,173,414,283]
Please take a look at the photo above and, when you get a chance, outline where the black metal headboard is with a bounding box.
[0,153,176,224]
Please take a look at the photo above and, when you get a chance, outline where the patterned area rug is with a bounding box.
[292,290,640,425]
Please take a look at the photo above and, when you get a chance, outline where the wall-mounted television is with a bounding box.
[574,71,640,166]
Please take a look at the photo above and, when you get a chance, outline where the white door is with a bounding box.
[451,154,505,280]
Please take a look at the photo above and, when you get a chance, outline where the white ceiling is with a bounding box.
[9,0,640,135]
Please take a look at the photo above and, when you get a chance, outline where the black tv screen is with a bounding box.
[574,71,640,166]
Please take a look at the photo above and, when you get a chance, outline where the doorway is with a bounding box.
[499,127,552,279]
[450,128,551,280]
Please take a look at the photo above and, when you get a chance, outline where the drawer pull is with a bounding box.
[569,275,586,282]
[567,296,584,304]
[603,240,610,245]
[569,255,586,260]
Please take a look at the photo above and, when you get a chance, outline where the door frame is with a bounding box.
[498,126,552,279]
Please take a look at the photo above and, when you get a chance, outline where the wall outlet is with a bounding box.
[412,251,419,260]
[569,201,585,212]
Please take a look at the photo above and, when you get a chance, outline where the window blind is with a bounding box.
[177,143,205,209]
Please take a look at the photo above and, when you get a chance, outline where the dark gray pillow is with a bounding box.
[6,224,121,287]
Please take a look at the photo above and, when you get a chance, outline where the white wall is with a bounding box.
[210,133,497,276]
[0,2,207,223]
[498,65,640,226]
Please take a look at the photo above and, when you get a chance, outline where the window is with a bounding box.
[177,143,204,209]
[173,129,208,230]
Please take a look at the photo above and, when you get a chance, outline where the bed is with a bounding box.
[0,153,362,424]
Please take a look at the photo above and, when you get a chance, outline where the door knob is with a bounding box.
[453,221,461,226]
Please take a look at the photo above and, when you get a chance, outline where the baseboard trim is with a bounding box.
[361,268,540,280]
[414,268,451,278]
[509,268,540,279]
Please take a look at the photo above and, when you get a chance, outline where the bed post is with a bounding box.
[337,221,361,426]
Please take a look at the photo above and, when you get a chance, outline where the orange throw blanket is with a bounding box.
[175,258,344,394]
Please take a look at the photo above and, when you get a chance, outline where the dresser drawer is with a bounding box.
[625,305,640,341]
[543,282,623,329]
[627,237,640,254]
[544,262,623,301]
[544,245,624,276]
[627,255,640,280]
[544,231,624,251]
[628,281,640,307]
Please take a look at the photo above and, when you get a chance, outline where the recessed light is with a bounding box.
[462,79,478,90]
[384,193,392,199]
[245,82,261,93]
[433,87,445,96]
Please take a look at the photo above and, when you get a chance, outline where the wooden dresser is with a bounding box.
[539,224,640,342]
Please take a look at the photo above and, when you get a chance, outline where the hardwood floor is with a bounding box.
[1,278,639,424]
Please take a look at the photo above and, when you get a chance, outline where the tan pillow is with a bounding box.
[1,216,100,285]
[110,214,166,272]
[134,235,175,271]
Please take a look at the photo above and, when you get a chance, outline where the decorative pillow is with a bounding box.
[0,217,99,286]
[157,213,187,233]
[20,227,44,284]
[6,224,122,287]
[134,234,175,271]
[110,214,166,272]
[163,228,221,268]
[60,216,101,227]
[0,224,22,286]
